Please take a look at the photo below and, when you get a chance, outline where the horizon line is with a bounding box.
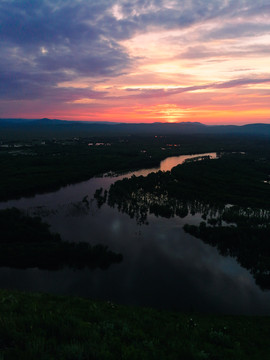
[1,118,270,127]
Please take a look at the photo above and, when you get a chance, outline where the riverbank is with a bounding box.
[1,133,262,202]
[0,136,185,202]
[0,208,122,270]
[0,289,269,360]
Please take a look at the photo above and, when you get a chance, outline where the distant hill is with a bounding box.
[0,118,117,125]
[0,118,270,138]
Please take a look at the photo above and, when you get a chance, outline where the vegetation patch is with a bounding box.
[104,153,270,289]
[108,153,270,211]
[0,289,270,360]
[0,208,122,270]
[184,206,270,290]
[1,134,266,201]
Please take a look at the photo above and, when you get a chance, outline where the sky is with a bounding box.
[1,0,270,124]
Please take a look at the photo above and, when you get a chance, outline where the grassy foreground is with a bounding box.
[0,290,270,359]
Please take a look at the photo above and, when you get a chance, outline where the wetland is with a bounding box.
[1,138,270,315]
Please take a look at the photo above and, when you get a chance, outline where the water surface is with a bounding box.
[1,152,270,315]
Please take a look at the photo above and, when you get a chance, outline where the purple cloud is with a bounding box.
[121,77,270,100]
[1,0,270,106]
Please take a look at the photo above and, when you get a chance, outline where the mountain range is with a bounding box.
[1,118,270,136]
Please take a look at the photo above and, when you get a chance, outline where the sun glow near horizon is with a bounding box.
[1,1,270,125]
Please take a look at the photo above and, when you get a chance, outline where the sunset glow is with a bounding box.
[1,0,270,124]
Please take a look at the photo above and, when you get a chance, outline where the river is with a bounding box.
[1,152,270,315]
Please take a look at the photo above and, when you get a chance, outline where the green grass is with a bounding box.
[0,289,270,359]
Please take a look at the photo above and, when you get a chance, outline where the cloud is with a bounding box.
[121,77,270,100]
[205,23,270,41]
[213,77,270,89]
[0,64,107,102]
[1,0,270,121]
[179,43,270,60]
[0,0,131,102]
